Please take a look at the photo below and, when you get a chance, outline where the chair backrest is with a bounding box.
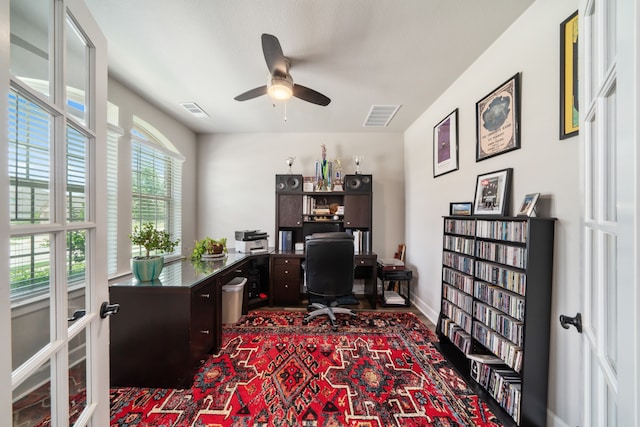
[304,232,355,298]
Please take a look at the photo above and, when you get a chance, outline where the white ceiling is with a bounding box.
[84,0,534,134]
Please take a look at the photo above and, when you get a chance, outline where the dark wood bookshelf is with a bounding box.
[437,216,555,427]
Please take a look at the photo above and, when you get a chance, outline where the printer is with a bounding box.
[235,230,269,253]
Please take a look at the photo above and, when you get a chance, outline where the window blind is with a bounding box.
[106,124,122,276]
[131,128,182,258]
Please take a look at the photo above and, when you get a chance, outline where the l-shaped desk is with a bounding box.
[109,250,377,388]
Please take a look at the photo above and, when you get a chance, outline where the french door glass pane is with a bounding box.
[591,358,600,426]
[587,117,597,221]
[604,88,617,222]
[10,0,51,98]
[68,331,87,424]
[67,126,87,222]
[584,10,596,101]
[605,232,617,372]
[12,365,51,426]
[67,228,86,287]
[8,91,52,225]
[607,385,618,426]
[588,228,597,333]
[65,14,88,125]
[10,233,52,308]
[606,0,616,69]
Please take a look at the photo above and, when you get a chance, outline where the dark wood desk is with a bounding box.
[270,251,378,309]
[109,252,267,388]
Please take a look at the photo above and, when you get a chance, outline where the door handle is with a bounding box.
[560,312,582,333]
[100,302,120,319]
[68,309,86,322]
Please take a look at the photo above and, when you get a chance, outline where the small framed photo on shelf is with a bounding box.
[450,202,473,216]
[473,168,513,216]
[476,73,521,162]
[517,193,540,217]
[433,109,459,177]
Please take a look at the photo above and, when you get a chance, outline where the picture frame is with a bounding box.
[450,202,473,216]
[473,168,513,216]
[476,73,521,161]
[560,11,579,139]
[517,193,540,217]
[433,109,459,177]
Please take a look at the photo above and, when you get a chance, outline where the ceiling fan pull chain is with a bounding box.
[284,102,287,122]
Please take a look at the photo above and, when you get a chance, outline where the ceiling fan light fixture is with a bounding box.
[267,76,293,101]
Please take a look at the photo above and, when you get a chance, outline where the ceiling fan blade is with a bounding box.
[262,33,288,77]
[234,85,268,101]
[292,84,331,106]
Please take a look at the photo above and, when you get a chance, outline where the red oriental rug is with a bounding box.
[109,310,502,426]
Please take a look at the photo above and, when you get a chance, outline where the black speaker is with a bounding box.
[344,174,372,193]
[275,174,303,193]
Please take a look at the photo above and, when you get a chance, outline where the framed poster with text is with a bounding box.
[476,73,521,161]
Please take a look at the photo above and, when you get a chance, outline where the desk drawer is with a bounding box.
[273,265,300,280]
[355,257,375,267]
[273,257,301,268]
[378,269,413,281]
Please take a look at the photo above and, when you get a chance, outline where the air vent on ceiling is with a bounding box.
[180,102,210,118]
[363,104,401,127]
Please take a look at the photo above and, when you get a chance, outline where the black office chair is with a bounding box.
[302,232,358,330]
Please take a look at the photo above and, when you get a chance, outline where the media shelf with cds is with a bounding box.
[436,216,555,427]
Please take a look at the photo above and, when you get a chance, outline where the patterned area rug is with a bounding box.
[110,310,502,426]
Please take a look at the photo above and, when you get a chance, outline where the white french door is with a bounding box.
[1,0,109,426]
[579,0,638,426]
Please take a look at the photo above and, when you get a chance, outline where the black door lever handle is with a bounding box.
[67,309,86,322]
[100,302,120,319]
[560,312,582,333]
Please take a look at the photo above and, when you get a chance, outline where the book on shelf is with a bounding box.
[383,290,405,305]
[346,229,370,253]
[467,353,504,364]
[279,230,293,251]
[379,258,405,270]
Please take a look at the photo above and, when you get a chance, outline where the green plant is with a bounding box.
[190,237,227,260]
[129,222,180,258]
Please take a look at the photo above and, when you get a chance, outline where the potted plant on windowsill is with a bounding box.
[190,237,227,261]
[129,222,180,282]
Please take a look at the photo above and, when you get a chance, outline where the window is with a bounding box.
[130,124,182,258]
[106,124,122,276]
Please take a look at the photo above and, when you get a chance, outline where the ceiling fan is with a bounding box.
[234,33,331,106]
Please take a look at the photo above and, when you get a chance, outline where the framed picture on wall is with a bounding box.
[473,168,513,216]
[560,10,579,139]
[476,73,521,161]
[433,109,459,177]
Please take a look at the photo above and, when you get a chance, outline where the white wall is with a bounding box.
[404,1,580,426]
[108,78,198,275]
[195,133,405,259]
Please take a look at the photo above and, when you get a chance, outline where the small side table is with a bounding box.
[377,264,412,307]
